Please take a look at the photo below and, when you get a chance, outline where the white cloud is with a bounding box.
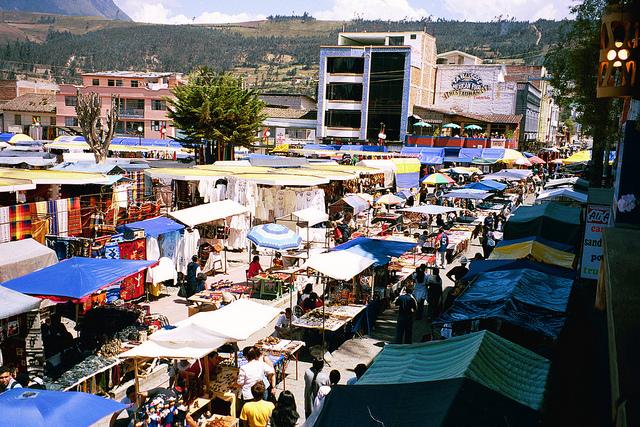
[314,0,428,21]
[443,0,574,21]
[115,1,265,24]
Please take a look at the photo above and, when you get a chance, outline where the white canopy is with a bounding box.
[356,160,396,188]
[292,207,329,226]
[169,199,249,228]
[213,160,251,167]
[0,285,41,319]
[146,257,178,285]
[397,205,461,215]
[304,250,375,281]
[119,299,279,359]
[537,188,588,203]
[0,238,58,282]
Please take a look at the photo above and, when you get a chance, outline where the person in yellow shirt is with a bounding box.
[240,382,275,427]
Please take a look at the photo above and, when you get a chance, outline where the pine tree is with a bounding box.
[167,68,265,162]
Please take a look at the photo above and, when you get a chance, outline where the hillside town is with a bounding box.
[0,2,638,427]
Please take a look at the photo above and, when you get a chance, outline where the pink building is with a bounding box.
[56,71,184,139]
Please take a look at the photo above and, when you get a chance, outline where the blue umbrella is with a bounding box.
[248,223,302,250]
[0,388,126,427]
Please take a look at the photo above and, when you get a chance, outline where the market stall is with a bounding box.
[0,238,58,282]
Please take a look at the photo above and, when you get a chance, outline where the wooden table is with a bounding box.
[188,290,224,308]
[254,339,305,388]
[292,304,367,332]
[205,414,239,427]
[209,365,239,416]
[188,397,212,416]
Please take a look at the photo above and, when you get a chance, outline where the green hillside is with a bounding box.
[0,15,569,96]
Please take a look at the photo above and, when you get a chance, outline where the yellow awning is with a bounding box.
[0,177,36,192]
[271,144,289,153]
[391,157,421,174]
[0,168,114,185]
[563,150,591,164]
[489,240,575,269]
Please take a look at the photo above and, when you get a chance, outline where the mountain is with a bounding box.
[0,0,130,21]
[0,15,568,96]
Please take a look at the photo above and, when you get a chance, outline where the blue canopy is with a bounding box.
[333,237,416,266]
[400,147,444,164]
[465,179,507,191]
[117,216,184,238]
[464,259,576,281]
[61,135,182,148]
[1,257,156,299]
[443,147,461,163]
[481,148,505,160]
[0,388,126,427]
[438,268,573,338]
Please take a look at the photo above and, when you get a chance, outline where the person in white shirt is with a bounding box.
[274,308,297,339]
[237,347,275,402]
[312,370,340,414]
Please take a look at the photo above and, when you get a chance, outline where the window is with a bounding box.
[131,80,139,88]
[115,80,123,87]
[325,110,361,128]
[151,120,166,131]
[151,99,166,111]
[326,83,363,101]
[92,78,99,86]
[108,79,115,87]
[388,36,405,46]
[64,96,77,107]
[64,117,78,126]
[327,57,364,74]
[14,114,21,125]
[410,34,417,40]
[50,116,56,125]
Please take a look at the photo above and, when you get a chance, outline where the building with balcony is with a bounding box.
[56,71,184,139]
[316,31,437,143]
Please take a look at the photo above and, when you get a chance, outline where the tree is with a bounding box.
[167,68,266,162]
[75,91,118,164]
[544,0,622,187]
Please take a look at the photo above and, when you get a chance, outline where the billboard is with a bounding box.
[434,65,517,115]
[580,204,612,279]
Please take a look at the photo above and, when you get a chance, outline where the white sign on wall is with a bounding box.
[275,128,286,144]
[580,204,612,279]
[434,65,517,115]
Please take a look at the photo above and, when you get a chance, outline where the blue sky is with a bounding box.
[114,0,576,24]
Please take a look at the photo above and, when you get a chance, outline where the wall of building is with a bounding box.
[3,110,56,138]
[516,82,541,144]
[433,65,517,115]
[56,81,176,139]
[0,80,58,104]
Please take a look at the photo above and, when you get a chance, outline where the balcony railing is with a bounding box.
[118,109,144,118]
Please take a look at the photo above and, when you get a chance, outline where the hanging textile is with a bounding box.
[104,241,121,259]
[67,198,83,236]
[45,236,92,260]
[118,238,147,260]
[30,202,49,244]
[158,230,180,261]
[46,200,59,236]
[9,204,31,241]
[120,271,146,301]
[176,228,200,274]
[0,206,10,243]
[146,236,161,261]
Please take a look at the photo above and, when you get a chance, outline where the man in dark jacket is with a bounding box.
[395,286,417,344]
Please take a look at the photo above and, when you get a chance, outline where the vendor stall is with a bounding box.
[0,238,58,282]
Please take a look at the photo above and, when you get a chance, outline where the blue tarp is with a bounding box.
[1,257,156,299]
[0,132,15,142]
[438,268,574,338]
[333,237,417,266]
[61,135,182,148]
[400,147,444,164]
[117,216,184,238]
[465,179,507,191]
[481,148,505,160]
[304,144,337,150]
[339,145,387,152]
[463,259,576,281]
[443,147,461,163]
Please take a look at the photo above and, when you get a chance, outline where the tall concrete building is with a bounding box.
[316,31,437,143]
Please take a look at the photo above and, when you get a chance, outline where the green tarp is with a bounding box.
[504,202,582,246]
[358,330,550,410]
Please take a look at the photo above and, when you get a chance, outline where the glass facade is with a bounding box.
[366,52,405,141]
[327,57,364,74]
[327,83,363,101]
[325,110,361,129]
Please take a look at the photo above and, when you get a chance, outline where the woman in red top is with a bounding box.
[247,255,264,278]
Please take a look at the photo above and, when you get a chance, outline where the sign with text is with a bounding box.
[581,204,612,279]
[443,72,490,99]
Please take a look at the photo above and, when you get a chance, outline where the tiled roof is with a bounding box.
[414,105,522,124]
[1,93,55,113]
[263,107,313,119]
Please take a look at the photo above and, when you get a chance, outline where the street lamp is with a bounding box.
[137,125,143,146]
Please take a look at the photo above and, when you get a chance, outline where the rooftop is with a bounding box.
[1,93,56,113]
[82,71,177,79]
[263,107,316,120]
